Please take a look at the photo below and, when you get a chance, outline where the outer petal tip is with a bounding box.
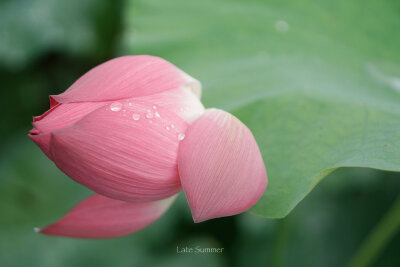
[29,131,52,159]
[29,102,106,161]
[178,108,267,223]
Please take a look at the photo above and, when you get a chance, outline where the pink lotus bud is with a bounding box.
[30,55,267,238]
[30,56,204,203]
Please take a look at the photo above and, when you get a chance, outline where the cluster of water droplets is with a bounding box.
[106,101,185,141]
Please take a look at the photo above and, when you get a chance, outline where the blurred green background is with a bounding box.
[1,0,399,266]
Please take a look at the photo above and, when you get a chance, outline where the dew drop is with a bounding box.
[152,105,157,109]
[171,124,175,129]
[132,113,140,120]
[275,20,289,33]
[178,133,185,141]
[146,112,154,119]
[155,111,160,118]
[166,126,171,131]
[110,102,122,111]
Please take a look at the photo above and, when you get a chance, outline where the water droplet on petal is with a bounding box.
[155,111,160,118]
[110,102,122,112]
[146,112,154,119]
[166,126,171,131]
[132,113,140,120]
[178,133,185,141]
[152,105,157,109]
[171,124,175,129]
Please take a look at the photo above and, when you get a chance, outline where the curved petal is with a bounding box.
[137,87,205,123]
[51,99,188,202]
[29,102,106,159]
[178,109,268,222]
[38,194,175,238]
[51,55,201,104]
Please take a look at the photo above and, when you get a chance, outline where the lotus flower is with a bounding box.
[29,55,268,238]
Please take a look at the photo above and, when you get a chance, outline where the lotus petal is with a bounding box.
[38,194,175,238]
[50,99,188,202]
[178,109,268,222]
[51,55,201,104]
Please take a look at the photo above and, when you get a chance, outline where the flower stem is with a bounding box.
[272,216,291,267]
[349,194,400,267]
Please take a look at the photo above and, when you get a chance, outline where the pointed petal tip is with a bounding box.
[192,216,204,224]
[28,128,40,136]
[29,131,53,160]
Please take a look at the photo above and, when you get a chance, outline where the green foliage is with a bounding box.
[0,0,121,141]
[122,0,400,218]
[0,0,120,69]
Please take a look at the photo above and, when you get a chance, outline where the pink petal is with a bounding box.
[50,99,188,202]
[51,55,201,104]
[137,87,205,123]
[38,194,175,238]
[29,102,106,159]
[178,109,268,222]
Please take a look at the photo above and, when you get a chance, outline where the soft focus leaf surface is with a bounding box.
[122,0,400,217]
[0,0,119,69]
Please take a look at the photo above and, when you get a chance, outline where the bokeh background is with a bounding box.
[1,0,399,266]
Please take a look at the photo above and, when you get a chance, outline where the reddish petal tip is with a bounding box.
[29,128,40,136]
